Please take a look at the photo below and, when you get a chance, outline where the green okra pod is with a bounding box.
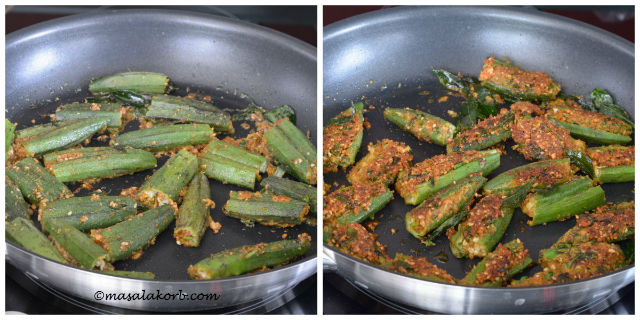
[521,177,605,226]
[223,191,310,227]
[99,270,156,279]
[383,107,457,146]
[112,123,213,151]
[44,218,109,269]
[187,234,311,279]
[138,149,198,207]
[89,72,171,95]
[55,102,124,128]
[5,175,31,222]
[553,201,634,247]
[205,139,267,173]
[483,158,573,195]
[260,176,317,213]
[323,102,365,173]
[587,145,634,184]
[43,147,157,182]
[589,88,634,127]
[6,217,66,263]
[478,57,561,101]
[40,195,137,231]
[405,174,486,240]
[459,239,533,286]
[447,111,514,153]
[265,118,317,185]
[91,205,176,262]
[6,119,15,157]
[264,104,296,124]
[347,139,413,186]
[548,117,631,145]
[6,157,72,205]
[146,95,233,133]
[324,183,392,226]
[174,173,212,247]
[15,122,59,140]
[199,153,257,189]
[21,117,109,156]
[396,149,499,205]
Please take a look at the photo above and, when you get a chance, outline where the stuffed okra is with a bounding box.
[447,111,514,153]
[388,253,455,284]
[265,118,317,184]
[187,233,311,279]
[547,106,632,145]
[137,149,198,208]
[395,149,499,205]
[91,205,175,262]
[384,107,456,146]
[405,174,485,241]
[43,147,157,182]
[89,72,171,95]
[199,139,266,189]
[347,139,412,186]
[174,173,213,247]
[553,201,634,247]
[323,183,393,225]
[40,195,137,231]
[459,239,533,286]
[483,158,573,195]
[260,176,317,213]
[511,115,586,161]
[521,176,605,226]
[587,145,634,184]
[112,123,213,151]
[6,175,31,222]
[223,191,309,227]
[44,218,110,270]
[478,57,561,101]
[6,217,66,263]
[323,102,364,173]
[146,95,233,133]
[326,222,390,265]
[7,157,72,205]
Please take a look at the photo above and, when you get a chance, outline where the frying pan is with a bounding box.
[323,6,634,314]
[5,9,317,312]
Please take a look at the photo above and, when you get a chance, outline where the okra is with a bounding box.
[205,139,267,173]
[449,180,532,258]
[223,191,309,227]
[588,88,634,127]
[40,195,137,231]
[521,177,605,226]
[5,175,31,222]
[553,201,634,247]
[326,222,390,265]
[384,107,457,146]
[21,118,109,156]
[459,239,533,287]
[265,118,317,184]
[405,174,486,240]
[138,149,197,207]
[112,123,213,151]
[199,153,258,189]
[323,102,364,173]
[6,217,66,263]
[264,104,296,124]
[146,95,233,133]
[479,57,561,101]
[6,119,15,157]
[187,234,312,279]
[421,208,469,247]
[511,116,586,161]
[43,147,157,182]
[89,72,171,95]
[396,149,499,205]
[99,270,156,279]
[55,102,123,128]
[44,219,109,269]
[347,139,412,186]
[483,158,572,195]
[174,173,212,247]
[260,176,317,213]
[6,157,72,205]
[324,183,393,225]
[388,253,455,284]
[447,111,514,153]
[587,145,634,184]
[15,122,58,140]
[91,205,176,262]
[547,106,632,144]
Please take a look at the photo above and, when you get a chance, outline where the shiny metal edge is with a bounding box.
[7,242,316,312]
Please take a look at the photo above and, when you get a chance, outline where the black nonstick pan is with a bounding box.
[323,6,634,314]
[6,9,316,312]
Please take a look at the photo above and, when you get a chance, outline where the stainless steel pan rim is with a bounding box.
[6,8,317,312]
[323,5,634,314]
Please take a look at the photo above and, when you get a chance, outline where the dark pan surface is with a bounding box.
[6,9,316,281]
[323,6,633,282]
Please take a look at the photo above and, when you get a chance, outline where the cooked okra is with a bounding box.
[260,176,317,213]
[146,95,233,133]
[112,123,213,151]
[265,118,317,185]
[7,157,72,205]
[483,158,573,195]
[44,218,110,270]
[587,145,634,184]
[20,117,109,157]
[6,175,31,222]
[459,239,533,286]
[6,119,15,157]
[511,115,586,161]
[6,217,66,263]
[384,107,456,146]
[137,149,198,208]
[347,139,412,186]
[479,57,561,101]
[187,233,311,279]
[174,173,213,247]
[547,106,632,145]
[55,102,125,129]
[326,222,390,265]
[89,72,171,95]
[447,111,514,153]
[223,191,309,227]
[323,183,393,225]
[553,201,634,247]
[323,102,364,173]
[40,195,137,231]
[395,149,499,205]
[99,270,156,279]
[388,253,455,284]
